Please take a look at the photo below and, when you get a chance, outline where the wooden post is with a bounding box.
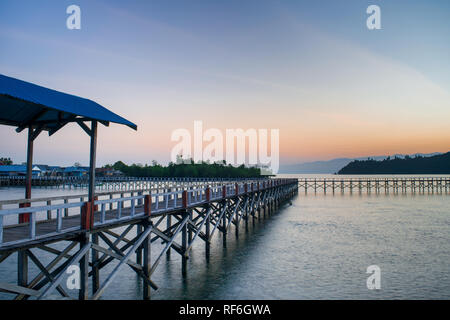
[142,221,152,300]
[144,194,152,216]
[92,233,100,292]
[20,126,34,223]
[246,196,251,231]
[188,207,193,242]
[166,214,172,259]
[235,200,240,238]
[181,191,188,275]
[64,199,69,217]
[205,187,211,260]
[17,250,28,290]
[81,202,93,231]
[258,194,262,219]
[182,190,188,208]
[181,213,188,277]
[222,200,227,247]
[136,225,143,265]
[47,200,51,220]
[88,121,97,206]
[79,233,90,300]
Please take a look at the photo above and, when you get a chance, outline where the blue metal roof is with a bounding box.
[64,166,88,172]
[0,165,26,172]
[0,74,137,133]
[0,165,41,172]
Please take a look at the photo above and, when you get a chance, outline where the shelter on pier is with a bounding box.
[0,74,137,222]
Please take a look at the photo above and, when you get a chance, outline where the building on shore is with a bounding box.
[0,165,42,177]
[63,166,89,177]
[47,166,64,177]
[0,164,123,178]
[95,167,124,177]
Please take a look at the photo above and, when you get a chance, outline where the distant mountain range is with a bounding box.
[279,152,443,174]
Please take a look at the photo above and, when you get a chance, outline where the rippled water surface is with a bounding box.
[1,182,449,299]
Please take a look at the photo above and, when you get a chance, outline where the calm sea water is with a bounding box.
[1,175,449,299]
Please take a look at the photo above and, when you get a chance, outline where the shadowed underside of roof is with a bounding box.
[0,74,137,134]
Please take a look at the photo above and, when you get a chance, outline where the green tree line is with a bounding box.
[0,157,13,165]
[338,152,450,174]
[106,160,262,178]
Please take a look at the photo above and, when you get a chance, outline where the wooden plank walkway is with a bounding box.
[297,177,450,193]
[0,178,295,253]
[0,179,299,300]
[1,199,183,252]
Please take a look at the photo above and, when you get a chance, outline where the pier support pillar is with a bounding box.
[222,201,227,247]
[136,225,143,264]
[262,201,266,219]
[142,220,152,300]
[181,212,188,277]
[166,215,172,259]
[258,201,261,220]
[92,233,100,293]
[235,201,239,239]
[17,250,28,289]
[188,209,193,243]
[205,191,211,260]
[205,210,211,260]
[78,233,90,300]
[244,200,249,232]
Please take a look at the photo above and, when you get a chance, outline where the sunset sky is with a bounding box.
[1,0,449,167]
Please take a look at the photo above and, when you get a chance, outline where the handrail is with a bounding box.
[296,177,450,181]
[0,178,298,247]
[0,181,261,206]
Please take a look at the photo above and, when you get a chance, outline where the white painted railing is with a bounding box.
[224,184,234,197]
[0,201,84,247]
[0,179,298,248]
[210,186,223,200]
[187,188,205,206]
[238,183,246,194]
[153,190,183,213]
[94,195,146,225]
[0,176,269,182]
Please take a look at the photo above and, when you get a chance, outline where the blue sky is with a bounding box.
[1,0,449,166]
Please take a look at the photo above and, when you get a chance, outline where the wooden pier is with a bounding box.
[0,176,243,190]
[0,178,298,300]
[297,177,450,194]
[0,76,300,300]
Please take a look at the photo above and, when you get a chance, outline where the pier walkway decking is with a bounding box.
[297,177,450,193]
[0,178,298,300]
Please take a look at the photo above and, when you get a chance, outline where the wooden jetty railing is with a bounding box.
[297,177,450,193]
[0,175,265,190]
[0,178,298,300]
